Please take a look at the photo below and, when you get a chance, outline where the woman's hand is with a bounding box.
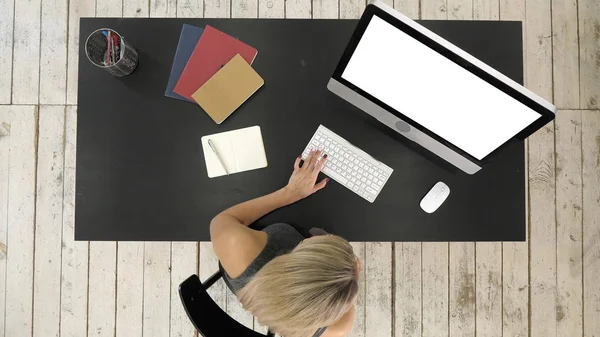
[283,150,329,203]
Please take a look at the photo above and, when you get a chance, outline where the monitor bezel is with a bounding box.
[331,4,556,165]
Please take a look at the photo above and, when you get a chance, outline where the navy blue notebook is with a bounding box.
[165,24,204,102]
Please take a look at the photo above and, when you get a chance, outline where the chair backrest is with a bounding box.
[179,273,274,337]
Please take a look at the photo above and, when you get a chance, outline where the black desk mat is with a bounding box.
[76,18,525,241]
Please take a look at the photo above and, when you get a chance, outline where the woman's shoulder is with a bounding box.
[216,226,268,279]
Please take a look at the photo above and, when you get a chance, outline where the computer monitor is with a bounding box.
[327,0,556,174]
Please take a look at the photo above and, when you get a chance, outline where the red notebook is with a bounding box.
[174,25,258,100]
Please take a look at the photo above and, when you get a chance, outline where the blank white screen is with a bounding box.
[341,15,541,160]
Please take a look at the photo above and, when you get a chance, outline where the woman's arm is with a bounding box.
[210,150,329,246]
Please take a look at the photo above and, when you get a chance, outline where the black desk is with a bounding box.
[76,18,525,242]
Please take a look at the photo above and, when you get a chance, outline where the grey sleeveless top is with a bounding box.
[219,223,327,337]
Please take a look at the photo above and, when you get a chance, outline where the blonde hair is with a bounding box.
[237,235,359,337]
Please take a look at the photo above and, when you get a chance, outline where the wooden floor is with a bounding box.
[0,0,599,336]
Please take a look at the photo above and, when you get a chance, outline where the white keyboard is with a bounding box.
[301,125,393,203]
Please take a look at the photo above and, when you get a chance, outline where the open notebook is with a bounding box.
[200,126,268,178]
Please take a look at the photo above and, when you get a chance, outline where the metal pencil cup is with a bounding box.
[85,28,138,77]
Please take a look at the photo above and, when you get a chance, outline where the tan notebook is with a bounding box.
[191,54,264,124]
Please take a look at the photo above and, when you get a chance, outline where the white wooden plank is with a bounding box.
[259,0,284,18]
[499,0,524,19]
[96,0,123,17]
[12,0,41,104]
[150,0,177,17]
[502,131,529,337]
[422,242,449,337]
[339,0,365,19]
[143,242,172,337]
[473,0,499,20]
[286,0,311,18]
[39,0,68,104]
[312,0,337,19]
[348,242,366,337]
[475,243,502,337]
[448,242,475,337]
[0,0,15,103]
[198,242,226,310]
[60,106,89,337]
[204,0,230,18]
[365,242,392,337]
[528,123,556,337]
[32,106,65,337]
[555,110,583,337]
[421,0,446,19]
[88,241,117,337]
[395,242,421,337]
[4,106,37,337]
[0,109,10,336]
[116,242,144,337]
[394,0,419,19]
[124,0,149,17]
[170,242,198,337]
[524,0,553,102]
[66,0,95,105]
[233,0,258,17]
[446,0,472,20]
[578,0,600,109]
[551,0,579,108]
[581,110,600,337]
[177,0,203,17]
[502,241,528,337]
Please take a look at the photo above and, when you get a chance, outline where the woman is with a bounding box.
[210,149,360,337]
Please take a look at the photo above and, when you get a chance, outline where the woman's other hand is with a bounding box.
[284,150,329,203]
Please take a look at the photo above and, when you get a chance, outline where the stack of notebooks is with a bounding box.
[165,24,263,124]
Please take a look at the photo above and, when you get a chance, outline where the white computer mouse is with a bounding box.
[420,182,450,213]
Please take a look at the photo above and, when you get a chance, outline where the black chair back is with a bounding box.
[179,273,275,337]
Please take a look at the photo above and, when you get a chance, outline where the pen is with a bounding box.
[208,139,230,175]
[106,31,112,65]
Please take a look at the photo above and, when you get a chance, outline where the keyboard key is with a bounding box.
[379,174,386,180]
[366,186,377,195]
[324,169,348,185]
